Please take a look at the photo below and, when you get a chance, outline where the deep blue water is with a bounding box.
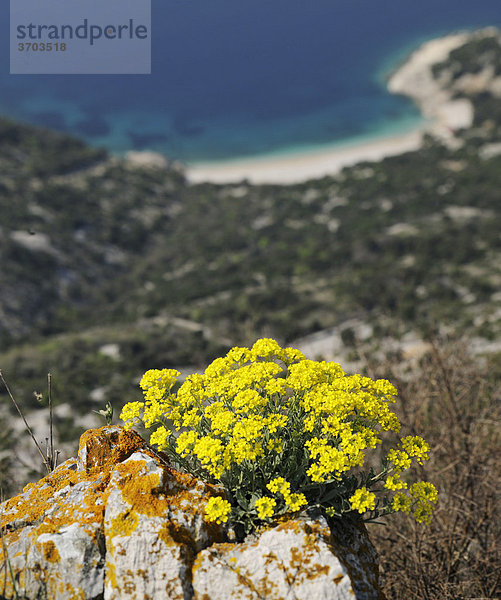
[1,0,500,163]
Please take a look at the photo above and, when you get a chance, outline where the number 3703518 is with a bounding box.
[18,42,67,51]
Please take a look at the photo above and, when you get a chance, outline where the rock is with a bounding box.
[76,425,144,472]
[193,510,383,600]
[104,451,222,600]
[0,457,107,600]
[124,151,168,169]
[0,426,385,599]
[28,523,104,599]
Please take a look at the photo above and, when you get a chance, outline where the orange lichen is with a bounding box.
[109,511,139,537]
[310,563,330,577]
[194,517,347,600]
[0,427,147,595]
[111,457,226,546]
[78,427,145,474]
[114,461,163,516]
[40,540,60,563]
[58,582,87,600]
[29,476,112,541]
[237,565,277,599]
[122,579,137,594]
[0,527,22,565]
[164,576,187,600]
[157,522,177,548]
[0,427,154,544]
[106,559,118,590]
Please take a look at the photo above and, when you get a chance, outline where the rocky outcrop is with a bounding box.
[193,511,381,600]
[388,32,473,134]
[0,427,384,599]
[388,28,501,146]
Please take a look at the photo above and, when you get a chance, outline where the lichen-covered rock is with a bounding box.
[104,451,223,600]
[0,426,385,600]
[192,510,384,600]
[76,425,144,473]
[0,426,224,600]
[27,523,104,599]
[0,460,106,599]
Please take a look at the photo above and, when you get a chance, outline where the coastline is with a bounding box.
[186,31,476,185]
[186,128,425,184]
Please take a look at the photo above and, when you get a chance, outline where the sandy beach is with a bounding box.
[186,31,477,185]
[186,128,425,185]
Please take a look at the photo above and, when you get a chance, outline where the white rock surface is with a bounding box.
[0,460,105,599]
[125,150,168,169]
[193,510,382,600]
[28,524,104,600]
[104,451,220,600]
[194,516,349,599]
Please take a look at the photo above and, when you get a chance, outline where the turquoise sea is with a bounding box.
[1,0,500,164]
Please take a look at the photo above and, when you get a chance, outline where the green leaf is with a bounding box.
[233,487,249,510]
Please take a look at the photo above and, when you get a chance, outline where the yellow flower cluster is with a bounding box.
[149,425,171,450]
[391,481,438,523]
[255,497,276,519]
[384,473,407,491]
[120,338,437,528]
[267,476,290,496]
[120,401,143,430]
[204,496,232,524]
[410,481,438,523]
[266,477,308,515]
[400,435,430,464]
[349,487,376,514]
[123,369,181,430]
[392,492,412,513]
[387,436,429,473]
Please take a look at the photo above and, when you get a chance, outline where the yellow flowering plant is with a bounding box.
[121,339,437,534]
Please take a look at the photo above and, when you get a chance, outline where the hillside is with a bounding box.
[1,28,501,491]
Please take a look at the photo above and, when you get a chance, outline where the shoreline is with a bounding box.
[185,128,426,185]
[186,30,477,185]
